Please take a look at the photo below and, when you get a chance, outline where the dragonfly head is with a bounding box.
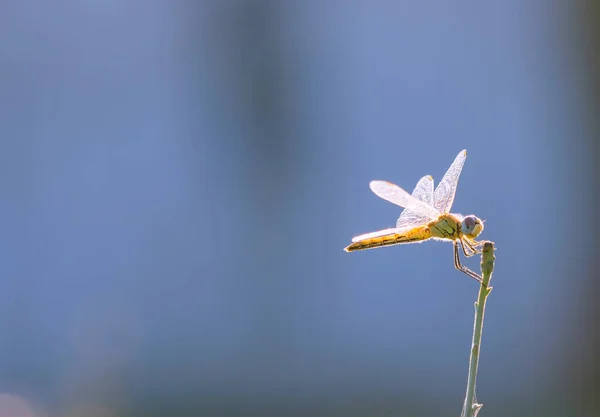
[461,215,484,239]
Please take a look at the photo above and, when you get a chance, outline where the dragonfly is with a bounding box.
[344,150,485,281]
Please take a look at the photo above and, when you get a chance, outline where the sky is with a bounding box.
[0,1,597,416]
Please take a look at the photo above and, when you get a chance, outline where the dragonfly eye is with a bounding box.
[463,216,476,229]
[462,215,483,238]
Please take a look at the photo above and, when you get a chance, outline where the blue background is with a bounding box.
[0,1,598,416]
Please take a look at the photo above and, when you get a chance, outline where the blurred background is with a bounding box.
[0,1,598,416]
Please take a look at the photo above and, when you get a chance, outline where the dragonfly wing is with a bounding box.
[370,180,440,220]
[351,228,403,242]
[397,175,434,228]
[433,149,467,213]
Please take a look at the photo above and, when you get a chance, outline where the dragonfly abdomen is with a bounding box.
[344,226,431,252]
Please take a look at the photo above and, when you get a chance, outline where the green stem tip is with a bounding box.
[480,241,495,281]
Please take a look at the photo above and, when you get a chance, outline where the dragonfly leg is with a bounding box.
[471,239,486,248]
[454,241,482,282]
[461,238,483,258]
[460,240,475,257]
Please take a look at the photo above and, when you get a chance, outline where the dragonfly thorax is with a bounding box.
[461,215,484,239]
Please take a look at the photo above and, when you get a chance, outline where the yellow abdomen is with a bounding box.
[344,226,432,252]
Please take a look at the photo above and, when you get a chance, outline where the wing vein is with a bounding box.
[370,180,440,220]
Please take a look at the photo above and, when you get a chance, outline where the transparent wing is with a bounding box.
[370,180,440,220]
[433,149,467,213]
[351,227,402,243]
[396,175,434,228]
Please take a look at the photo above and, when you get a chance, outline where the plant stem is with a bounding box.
[461,241,495,417]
